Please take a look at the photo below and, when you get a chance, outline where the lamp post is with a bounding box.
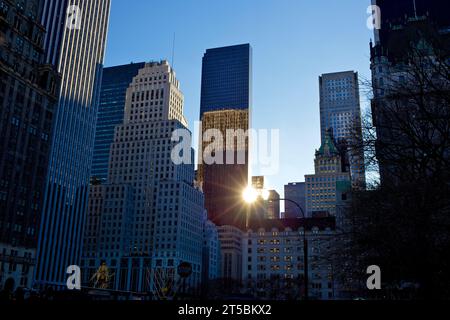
[243,187,309,300]
[272,198,309,301]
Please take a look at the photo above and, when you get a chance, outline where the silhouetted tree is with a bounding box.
[345,27,450,299]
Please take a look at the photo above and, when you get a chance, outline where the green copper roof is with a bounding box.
[317,129,339,156]
[336,180,351,192]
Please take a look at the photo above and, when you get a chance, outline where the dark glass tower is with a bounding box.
[91,63,145,182]
[199,44,252,230]
[200,44,252,117]
[35,0,110,287]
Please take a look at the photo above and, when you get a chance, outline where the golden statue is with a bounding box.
[90,262,114,289]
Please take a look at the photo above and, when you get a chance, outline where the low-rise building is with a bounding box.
[218,225,243,290]
[243,218,337,300]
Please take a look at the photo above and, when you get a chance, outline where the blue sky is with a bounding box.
[104,0,374,200]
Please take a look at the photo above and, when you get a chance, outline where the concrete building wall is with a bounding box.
[242,218,337,300]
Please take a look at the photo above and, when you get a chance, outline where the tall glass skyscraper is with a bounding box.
[200,44,252,117]
[319,71,365,188]
[91,63,145,182]
[198,44,252,230]
[35,0,111,286]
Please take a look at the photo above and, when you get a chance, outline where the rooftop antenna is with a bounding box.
[171,32,176,68]
[413,0,418,18]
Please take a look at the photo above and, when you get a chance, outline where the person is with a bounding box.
[15,287,25,302]
[0,278,15,301]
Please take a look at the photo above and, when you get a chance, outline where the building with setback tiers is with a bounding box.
[82,61,205,296]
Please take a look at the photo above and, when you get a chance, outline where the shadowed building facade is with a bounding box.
[0,0,59,291]
[265,190,280,220]
[370,0,450,185]
[199,109,249,229]
[372,0,450,46]
[35,0,110,287]
[91,63,145,182]
[284,183,306,219]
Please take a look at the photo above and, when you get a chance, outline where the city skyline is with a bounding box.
[1,0,448,305]
[104,0,374,198]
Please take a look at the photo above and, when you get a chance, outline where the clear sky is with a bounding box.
[104,0,374,202]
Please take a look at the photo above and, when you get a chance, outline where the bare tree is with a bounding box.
[343,28,450,299]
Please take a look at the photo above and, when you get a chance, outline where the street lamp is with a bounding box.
[242,186,309,300]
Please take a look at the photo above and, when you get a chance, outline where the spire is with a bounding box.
[317,128,339,157]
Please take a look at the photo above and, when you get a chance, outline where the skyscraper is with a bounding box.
[82,61,205,295]
[91,63,145,182]
[372,0,450,46]
[199,44,252,230]
[199,109,249,229]
[200,44,252,117]
[0,0,59,291]
[319,71,365,188]
[35,0,110,287]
